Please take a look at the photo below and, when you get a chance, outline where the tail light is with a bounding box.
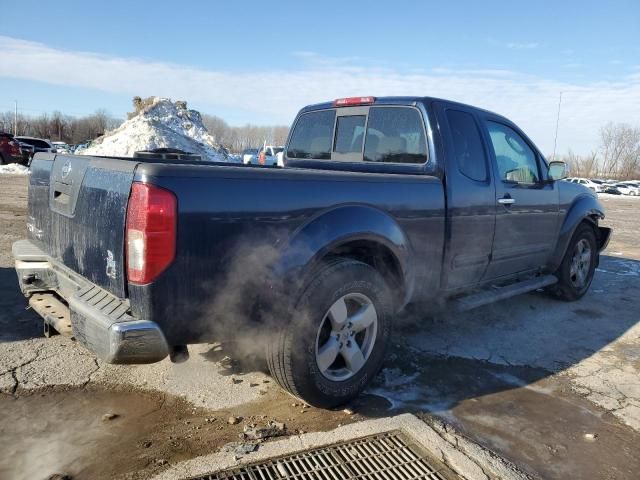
[126,182,177,284]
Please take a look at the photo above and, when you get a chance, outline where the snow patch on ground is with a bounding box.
[77,97,228,161]
[598,193,640,200]
[597,258,640,276]
[0,163,29,175]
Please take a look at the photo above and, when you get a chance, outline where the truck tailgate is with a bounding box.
[27,154,138,298]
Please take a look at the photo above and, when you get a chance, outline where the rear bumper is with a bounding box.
[12,239,169,364]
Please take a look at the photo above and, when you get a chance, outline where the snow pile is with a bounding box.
[0,163,29,175]
[78,97,227,161]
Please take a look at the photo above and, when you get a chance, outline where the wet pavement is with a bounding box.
[361,354,639,479]
[0,388,355,480]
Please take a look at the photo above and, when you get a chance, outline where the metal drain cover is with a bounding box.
[187,431,459,480]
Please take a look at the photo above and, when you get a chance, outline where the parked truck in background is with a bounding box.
[244,145,284,166]
[13,96,611,407]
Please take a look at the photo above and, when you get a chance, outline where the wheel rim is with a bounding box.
[315,293,378,382]
[569,238,592,288]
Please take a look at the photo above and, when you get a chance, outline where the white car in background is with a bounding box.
[241,148,259,164]
[52,142,71,154]
[613,183,636,196]
[619,181,640,196]
[567,177,603,192]
[589,179,607,191]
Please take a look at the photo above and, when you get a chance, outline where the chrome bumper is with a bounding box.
[12,239,169,364]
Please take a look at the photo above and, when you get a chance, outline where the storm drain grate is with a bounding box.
[187,431,458,480]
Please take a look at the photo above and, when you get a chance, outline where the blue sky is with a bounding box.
[1,0,639,153]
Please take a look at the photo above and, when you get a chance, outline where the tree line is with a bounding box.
[0,109,290,153]
[0,110,123,145]
[555,122,640,180]
[201,114,290,152]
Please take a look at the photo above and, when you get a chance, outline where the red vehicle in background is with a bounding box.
[0,132,29,165]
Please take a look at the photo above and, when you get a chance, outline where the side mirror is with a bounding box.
[548,161,567,181]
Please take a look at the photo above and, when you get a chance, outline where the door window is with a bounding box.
[486,121,540,184]
[446,110,488,181]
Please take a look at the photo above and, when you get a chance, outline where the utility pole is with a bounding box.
[14,100,17,136]
[552,91,562,161]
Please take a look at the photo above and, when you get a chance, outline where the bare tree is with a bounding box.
[600,122,640,178]
[201,114,290,152]
[581,150,599,178]
[0,109,123,144]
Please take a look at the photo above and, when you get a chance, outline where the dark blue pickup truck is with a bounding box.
[13,96,611,407]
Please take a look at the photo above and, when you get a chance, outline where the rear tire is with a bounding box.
[266,258,393,408]
[0,153,5,165]
[549,223,597,301]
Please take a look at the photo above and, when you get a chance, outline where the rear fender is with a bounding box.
[273,205,413,302]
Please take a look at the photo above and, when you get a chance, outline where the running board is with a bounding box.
[453,275,557,312]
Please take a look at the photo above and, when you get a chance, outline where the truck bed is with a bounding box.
[26,153,446,345]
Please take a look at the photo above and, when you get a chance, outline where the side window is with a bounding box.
[446,109,487,181]
[486,121,540,184]
[364,107,427,164]
[287,110,336,159]
[334,115,366,153]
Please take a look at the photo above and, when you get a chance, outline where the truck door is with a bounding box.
[437,104,496,290]
[481,118,560,278]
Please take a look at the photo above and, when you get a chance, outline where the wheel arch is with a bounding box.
[548,194,606,272]
[273,205,413,309]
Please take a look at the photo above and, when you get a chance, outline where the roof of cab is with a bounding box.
[299,96,509,122]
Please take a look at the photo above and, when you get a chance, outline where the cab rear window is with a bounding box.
[287,106,427,164]
[334,115,366,154]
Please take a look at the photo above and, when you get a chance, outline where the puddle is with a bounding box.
[359,353,640,480]
[0,388,355,480]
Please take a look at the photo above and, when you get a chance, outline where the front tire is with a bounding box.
[266,259,393,408]
[549,223,597,301]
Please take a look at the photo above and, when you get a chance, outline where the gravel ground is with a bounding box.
[1,174,638,479]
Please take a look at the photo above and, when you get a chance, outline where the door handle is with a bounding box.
[498,197,515,205]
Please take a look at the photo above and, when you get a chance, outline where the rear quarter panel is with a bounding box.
[129,163,445,345]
